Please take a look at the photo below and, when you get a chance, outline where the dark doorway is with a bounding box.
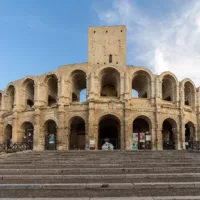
[133,118,151,149]
[44,120,57,150]
[21,122,34,150]
[162,119,176,150]
[69,117,85,150]
[185,122,195,149]
[4,124,12,149]
[98,115,120,150]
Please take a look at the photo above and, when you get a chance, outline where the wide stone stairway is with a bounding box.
[0,150,200,199]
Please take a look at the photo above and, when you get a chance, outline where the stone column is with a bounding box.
[12,111,18,143]
[33,108,43,151]
[180,118,185,150]
[124,73,130,100]
[57,106,67,150]
[179,86,185,150]
[174,127,181,150]
[88,101,96,149]
[124,103,131,150]
[150,80,155,104]
[85,123,89,150]
[156,123,163,150]
[151,121,156,150]
[120,74,125,100]
[155,77,162,150]
[65,126,70,150]
[88,72,95,100]
[120,124,125,150]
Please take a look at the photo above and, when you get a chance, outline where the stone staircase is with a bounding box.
[0,150,200,198]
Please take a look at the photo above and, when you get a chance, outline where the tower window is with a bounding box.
[109,55,112,63]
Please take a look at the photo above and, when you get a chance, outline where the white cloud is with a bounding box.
[95,0,200,86]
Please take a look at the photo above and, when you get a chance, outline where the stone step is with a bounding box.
[0,163,199,169]
[1,167,200,175]
[1,182,200,189]
[1,197,200,200]
[1,173,200,184]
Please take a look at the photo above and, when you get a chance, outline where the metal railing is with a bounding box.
[0,142,31,153]
[189,141,200,150]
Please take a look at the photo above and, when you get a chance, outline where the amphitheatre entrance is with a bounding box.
[162,118,176,150]
[132,117,151,149]
[69,117,86,150]
[185,122,195,149]
[98,115,120,150]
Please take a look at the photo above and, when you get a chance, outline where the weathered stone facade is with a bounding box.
[0,25,199,151]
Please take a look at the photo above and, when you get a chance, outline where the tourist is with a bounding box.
[102,138,114,150]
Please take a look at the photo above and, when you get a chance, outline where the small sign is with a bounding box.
[90,140,95,148]
[139,132,145,142]
[132,133,138,150]
[146,135,151,141]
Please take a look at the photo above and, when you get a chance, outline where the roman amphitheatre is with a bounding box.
[0,25,198,151]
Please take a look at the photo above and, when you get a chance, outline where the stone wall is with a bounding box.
[0,25,199,151]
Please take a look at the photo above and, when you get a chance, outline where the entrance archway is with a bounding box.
[162,118,177,150]
[185,122,195,149]
[20,122,34,150]
[69,117,85,150]
[98,115,120,150]
[4,124,12,148]
[132,116,151,149]
[44,120,57,150]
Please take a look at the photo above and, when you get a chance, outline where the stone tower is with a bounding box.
[88,25,126,66]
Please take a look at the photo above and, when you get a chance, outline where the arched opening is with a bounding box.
[184,81,195,106]
[20,122,34,150]
[23,79,35,108]
[162,118,177,150]
[44,120,57,150]
[6,85,15,111]
[132,117,151,149]
[69,117,85,150]
[132,71,151,98]
[185,122,195,149]
[45,75,58,107]
[100,68,120,98]
[71,70,87,102]
[162,75,177,102]
[4,124,12,148]
[98,115,121,150]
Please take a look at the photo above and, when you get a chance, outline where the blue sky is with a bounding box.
[0,0,200,90]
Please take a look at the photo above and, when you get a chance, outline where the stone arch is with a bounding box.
[43,116,58,126]
[98,67,121,98]
[98,114,121,150]
[5,84,15,111]
[66,67,88,80]
[69,116,86,150]
[160,72,178,102]
[181,78,196,107]
[44,73,59,107]
[132,115,152,149]
[43,119,57,150]
[22,78,35,108]
[19,121,34,149]
[69,69,87,102]
[131,69,152,98]
[162,117,177,150]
